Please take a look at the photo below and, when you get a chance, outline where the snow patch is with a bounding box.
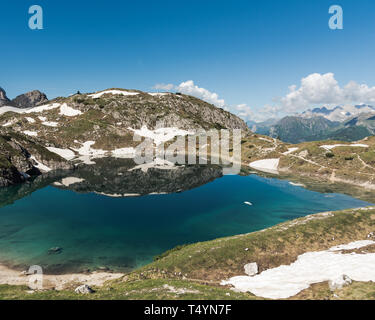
[129,158,177,173]
[59,103,82,117]
[320,144,369,151]
[25,117,35,123]
[23,131,37,137]
[0,103,60,115]
[46,147,76,160]
[88,90,139,99]
[128,126,193,146]
[42,121,58,127]
[73,141,107,156]
[221,240,375,299]
[61,177,85,186]
[249,159,279,174]
[111,147,135,158]
[30,156,51,172]
[2,120,15,127]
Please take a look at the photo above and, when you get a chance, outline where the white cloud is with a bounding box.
[152,80,225,107]
[235,104,254,119]
[279,73,375,112]
[176,80,225,107]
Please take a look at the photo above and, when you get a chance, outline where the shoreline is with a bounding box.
[0,263,124,291]
[1,205,374,292]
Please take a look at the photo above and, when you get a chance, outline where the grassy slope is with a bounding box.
[241,133,375,190]
[1,207,375,300]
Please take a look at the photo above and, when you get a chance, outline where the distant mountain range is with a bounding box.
[301,104,375,122]
[248,104,375,143]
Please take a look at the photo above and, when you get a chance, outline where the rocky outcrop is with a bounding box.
[74,284,95,294]
[0,87,11,107]
[11,90,48,108]
[0,131,72,187]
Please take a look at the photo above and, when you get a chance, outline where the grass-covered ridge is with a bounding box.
[1,207,375,300]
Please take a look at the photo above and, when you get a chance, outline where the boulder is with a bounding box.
[75,284,95,294]
[329,274,352,291]
[244,262,258,276]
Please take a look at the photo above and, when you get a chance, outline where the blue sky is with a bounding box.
[1,0,375,121]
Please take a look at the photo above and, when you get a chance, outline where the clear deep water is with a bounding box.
[0,163,371,274]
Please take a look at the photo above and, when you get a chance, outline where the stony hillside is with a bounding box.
[0,131,71,187]
[0,88,248,186]
[240,133,375,194]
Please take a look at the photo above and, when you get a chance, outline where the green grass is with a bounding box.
[0,279,255,300]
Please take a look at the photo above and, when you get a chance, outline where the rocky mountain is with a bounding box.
[267,116,340,143]
[302,104,375,122]
[0,87,10,107]
[0,131,72,187]
[12,90,48,108]
[246,118,279,136]
[0,88,248,186]
[0,88,49,108]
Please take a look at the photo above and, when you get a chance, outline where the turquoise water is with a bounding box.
[0,173,371,273]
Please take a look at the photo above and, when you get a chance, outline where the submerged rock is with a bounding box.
[48,247,63,255]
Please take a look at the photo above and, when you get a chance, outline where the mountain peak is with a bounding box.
[0,87,10,106]
[12,90,48,108]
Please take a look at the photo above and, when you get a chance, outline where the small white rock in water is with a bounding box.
[244,201,253,206]
[75,284,95,294]
[329,275,352,291]
[244,263,258,276]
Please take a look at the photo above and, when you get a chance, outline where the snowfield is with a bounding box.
[249,158,280,174]
[221,240,375,299]
[59,103,82,117]
[128,126,193,146]
[320,144,369,151]
[88,90,139,99]
[46,147,76,161]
